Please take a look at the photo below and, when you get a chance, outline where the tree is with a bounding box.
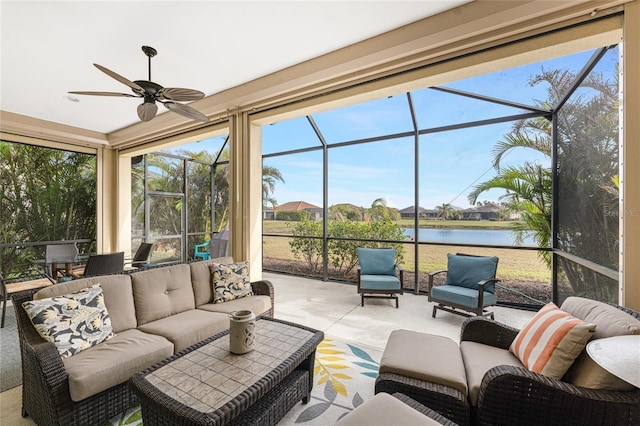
[366,198,399,222]
[262,165,285,212]
[0,141,96,277]
[468,65,619,301]
[436,203,455,220]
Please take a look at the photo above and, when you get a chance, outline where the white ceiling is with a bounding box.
[0,1,470,135]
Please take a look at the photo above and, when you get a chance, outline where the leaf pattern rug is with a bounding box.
[105,337,381,426]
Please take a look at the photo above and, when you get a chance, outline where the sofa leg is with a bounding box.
[361,295,364,307]
[432,305,437,318]
[395,296,399,308]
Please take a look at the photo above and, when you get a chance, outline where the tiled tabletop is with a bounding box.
[144,320,316,413]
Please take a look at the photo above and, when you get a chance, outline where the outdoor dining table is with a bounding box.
[31,253,90,282]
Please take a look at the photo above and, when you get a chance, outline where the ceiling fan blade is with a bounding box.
[137,102,158,122]
[164,101,209,122]
[68,91,139,97]
[158,87,205,102]
[94,63,144,93]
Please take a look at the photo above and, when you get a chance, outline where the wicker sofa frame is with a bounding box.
[376,304,640,426]
[13,261,274,426]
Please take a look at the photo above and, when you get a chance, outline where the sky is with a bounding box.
[171,45,619,211]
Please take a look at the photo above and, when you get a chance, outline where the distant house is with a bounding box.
[398,206,438,219]
[462,203,504,220]
[264,201,323,221]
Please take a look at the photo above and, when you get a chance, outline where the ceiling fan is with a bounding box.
[69,46,209,123]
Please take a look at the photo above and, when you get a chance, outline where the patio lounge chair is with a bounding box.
[357,247,404,308]
[428,253,499,319]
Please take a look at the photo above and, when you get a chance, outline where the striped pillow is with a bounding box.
[510,302,596,379]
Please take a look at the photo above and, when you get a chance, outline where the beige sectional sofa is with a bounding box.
[14,257,274,426]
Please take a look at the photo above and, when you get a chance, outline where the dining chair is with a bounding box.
[45,243,80,278]
[128,242,154,268]
[78,252,125,277]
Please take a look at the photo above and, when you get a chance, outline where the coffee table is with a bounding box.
[129,317,324,426]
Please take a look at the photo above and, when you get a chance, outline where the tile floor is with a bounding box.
[0,272,536,425]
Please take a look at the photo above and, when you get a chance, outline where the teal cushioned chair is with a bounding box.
[357,247,404,308]
[427,253,499,319]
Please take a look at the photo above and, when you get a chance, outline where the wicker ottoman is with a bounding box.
[335,393,457,425]
[375,330,470,425]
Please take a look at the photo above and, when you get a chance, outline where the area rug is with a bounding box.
[106,337,382,425]
[0,303,22,393]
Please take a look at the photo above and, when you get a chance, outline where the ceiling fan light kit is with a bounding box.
[69,46,209,123]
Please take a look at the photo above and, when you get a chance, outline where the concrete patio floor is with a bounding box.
[266,271,536,350]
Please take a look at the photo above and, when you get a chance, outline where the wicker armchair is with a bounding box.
[462,311,640,426]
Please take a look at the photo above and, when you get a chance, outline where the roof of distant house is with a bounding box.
[276,201,322,211]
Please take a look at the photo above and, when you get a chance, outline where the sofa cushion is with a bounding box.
[460,341,523,406]
[35,274,137,333]
[198,295,272,317]
[561,297,640,390]
[190,256,235,306]
[431,285,498,309]
[23,284,114,359]
[131,264,195,325]
[210,261,253,303]
[380,330,467,396]
[63,328,173,401]
[359,274,401,290]
[510,302,596,379]
[445,254,498,293]
[137,309,230,352]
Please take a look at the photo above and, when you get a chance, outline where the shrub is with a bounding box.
[289,217,405,277]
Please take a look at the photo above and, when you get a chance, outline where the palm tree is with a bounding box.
[436,203,454,220]
[469,65,619,301]
[366,198,399,222]
[262,165,285,212]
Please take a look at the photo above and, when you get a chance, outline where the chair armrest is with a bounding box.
[460,317,519,350]
[194,242,209,252]
[251,280,274,317]
[428,270,447,292]
[477,365,640,425]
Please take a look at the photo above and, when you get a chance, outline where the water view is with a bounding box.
[403,227,537,246]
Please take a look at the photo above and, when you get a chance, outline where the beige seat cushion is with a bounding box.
[380,330,467,396]
[137,309,230,352]
[335,393,444,426]
[460,341,523,406]
[190,256,235,307]
[131,264,195,325]
[198,295,271,317]
[561,297,640,390]
[63,329,173,401]
[35,274,137,333]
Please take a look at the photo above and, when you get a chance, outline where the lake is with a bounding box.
[403,227,537,246]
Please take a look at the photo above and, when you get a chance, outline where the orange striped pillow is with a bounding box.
[510,302,596,379]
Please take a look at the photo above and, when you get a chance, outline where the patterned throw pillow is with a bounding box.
[210,262,253,303]
[22,284,114,359]
[509,302,596,379]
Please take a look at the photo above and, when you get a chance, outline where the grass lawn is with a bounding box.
[262,235,549,283]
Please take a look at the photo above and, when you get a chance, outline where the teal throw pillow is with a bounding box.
[444,254,498,293]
